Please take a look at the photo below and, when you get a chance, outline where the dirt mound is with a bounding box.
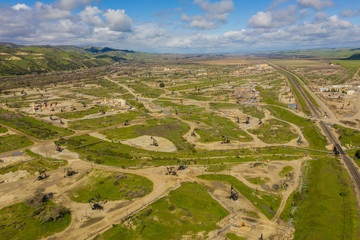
[121,135,177,152]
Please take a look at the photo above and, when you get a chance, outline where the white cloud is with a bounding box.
[193,0,234,14]
[341,8,360,18]
[55,0,98,11]
[182,0,234,30]
[35,2,71,20]
[248,5,297,28]
[104,9,132,32]
[12,3,31,11]
[297,0,333,10]
[79,6,103,26]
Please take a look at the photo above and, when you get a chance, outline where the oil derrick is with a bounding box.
[259,233,263,240]
[150,136,159,147]
[124,119,130,126]
[83,102,87,107]
[37,169,48,181]
[50,115,54,121]
[166,166,177,176]
[230,185,239,201]
[71,106,76,111]
[259,119,262,125]
[236,116,240,124]
[221,135,230,144]
[100,109,106,115]
[191,131,196,137]
[59,118,64,125]
[245,116,250,124]
[64,168,78,178]
[88,194,106,210]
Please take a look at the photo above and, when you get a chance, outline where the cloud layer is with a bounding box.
[1,0,360,53]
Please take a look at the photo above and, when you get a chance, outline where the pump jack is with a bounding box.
[37,169,48,181]
[88,194,106,210]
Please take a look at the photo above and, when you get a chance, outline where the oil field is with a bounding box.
[0,49,360,240]
[1,0,360,239]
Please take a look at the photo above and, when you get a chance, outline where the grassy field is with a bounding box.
[265,106,327,149]
[68,111,144,130]
[210,102,265,119]
[334,124,360,149]
[226,233,245,240]
[0,108,74,140]
[74,79,127,98]
[0,150,67,175]
[0,134,33,153]
[153,100,205,114]
[129,82,164,98]
[249,119,298,144]
[206,164,228,172]
[0,125,7,133]
[0,201,71,240]
[71,169,153,202]
[279,166,294,178]
[181,113,253,143]
[198,174,281,219]
[331,60,360,80]
[293,158,359,240]
[95,182,229,240]
[56,106,108,119]
[101,118,194,152]
[279,191,296,222]
[245,176,270,185]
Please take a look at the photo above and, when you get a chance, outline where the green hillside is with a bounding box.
[0,43,156,76]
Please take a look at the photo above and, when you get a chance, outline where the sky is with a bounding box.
[1,0,360,53]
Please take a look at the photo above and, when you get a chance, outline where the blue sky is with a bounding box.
[1,0,360,53]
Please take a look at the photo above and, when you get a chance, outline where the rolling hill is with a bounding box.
[0,43,156,76]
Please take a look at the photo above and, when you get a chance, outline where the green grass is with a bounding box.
[68,111,144,130]
[56,106,108,119]
[198,174,281,219]
[293,158,359,240]
[74,79,127,98]
[331,60,360,81]
[153,100,205,114]
[129,82,164,98]
[0,150,67,175]
[95,182,229,240]
[0,201,71,240]
[265,106,327,150]
[245,176,270,185]
[334,124,360,149]
[0,108,74,140]
[0,125,8,133]
[210,102,265,119]
[181,113,253,143]
[70,169,153,203]
[279,166,293,178]
[284,73,311,115]
[226,233,245,240]
[206,164,228,172]
[249,119,298,144]
[279,191,296,222]
[0,134,33,153]
[101,118,194,152]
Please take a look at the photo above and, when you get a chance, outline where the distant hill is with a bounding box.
[0,43,155,76]
[260,47,360,59]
